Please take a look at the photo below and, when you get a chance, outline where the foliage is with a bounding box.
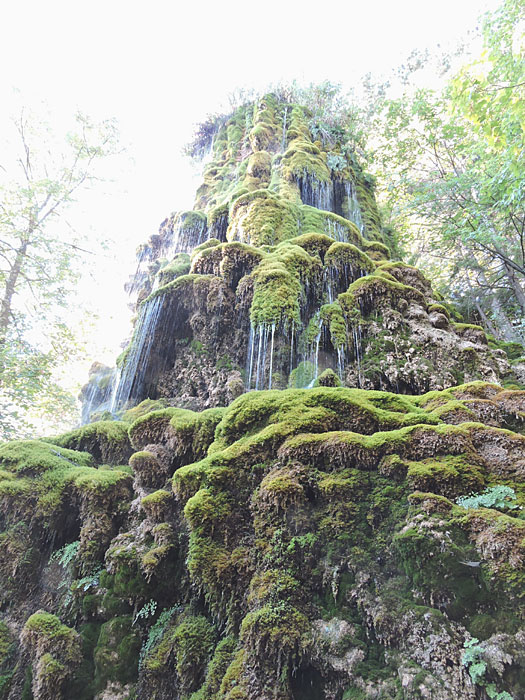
[456,485,518,511]
[52,541,80,569]
[366,0,525,342]
[0,106,120,440]
[133,599,157,626]
[462,638,513,699]
[72,567,104,593]
[139,606,178,668]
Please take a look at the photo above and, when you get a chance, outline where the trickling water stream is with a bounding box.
[344,181,364,233]
[110,295,166,412]
[281,107,288,153]
[161,213,208,259]
[297,173,334,211]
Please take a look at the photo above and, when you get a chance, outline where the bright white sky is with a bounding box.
[0,0,502,399]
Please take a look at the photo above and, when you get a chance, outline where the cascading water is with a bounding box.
[281,107,288,153]
[344,181,364,233]
[352,325,363,388]
[230,210,250,244]
[310,329,322,387]
[324,218,350,243]
[125,245,154,309]
[245,322,284,391]
[110,295,165,412]
[161,213,208,259]
[297,172,334,212]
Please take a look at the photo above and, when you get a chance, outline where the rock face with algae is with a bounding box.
[1,95,524,700]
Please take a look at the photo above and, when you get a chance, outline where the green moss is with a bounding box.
[218,648,247,698]
[157,252,191,286]
[452,323,488,345]
[23,612,80,662]
[240,601,311,664]
[184,489,233,534]
[288,361,316,389]
[0,440,93,475]
[325,242,375,275]
[144,614,216,696]
[191,241,264,285]
[192,238,222,260]
[289,232,334,259]
[0,436,132,550]
[94,615,140,688]
[0,624,13,668]
[314,368,341,387]
[190,636,237,700]
[347,273,426,315]
[228,190,301,247]
[319,303,347,348]
[393,522,491,619]
[148,273,216,301]
[406,454,486,498]
[121,398,169,423]
[497,341,525,360]
[427,303,451,319]
[141,490,174,527]
[46,421,132,465]
[129,406,225,464]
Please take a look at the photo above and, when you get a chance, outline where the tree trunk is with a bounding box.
[474,300,499,338]
[0,241,28,346]
[475,266,522,342]
[501,260,525,314]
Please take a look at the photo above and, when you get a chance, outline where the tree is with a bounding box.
[367,0,525,341]
[0,107,120,440]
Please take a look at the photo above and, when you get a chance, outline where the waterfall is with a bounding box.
[324,218,349,243]
[297,172,334,212]
[326,268,335,303]
[162,213,208,258]
[352,325,363,388]
[231,210,250,244]
[281,107,288,153]
[125,245,153,308]
[81,381,99,424]
[268,323,276,389]
[313,330,321,382]
[337,346,345,381]
[255,326,269,390]
[80,366,118,424]
[108,367,121,414]
[245,322,278,391]
[344,182,364,233]
[245,325,256,391]
[110,295,165,412]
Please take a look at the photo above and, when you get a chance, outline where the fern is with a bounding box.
[51,541,80,569]
[456,485,518,511]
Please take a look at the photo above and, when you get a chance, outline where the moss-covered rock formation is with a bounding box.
[85,93,517,420]
[1,382,524,698]
[3,94,525,699]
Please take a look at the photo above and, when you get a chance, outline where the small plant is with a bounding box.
[456,485,518,511]
[326,153,347,171]
[72,566,104,593]
[462,638,487,683]
[51,541,80,569]
[139,606,179,667]
[133,599,158,625]
[190,339,205,354]
[462,638,513,699]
